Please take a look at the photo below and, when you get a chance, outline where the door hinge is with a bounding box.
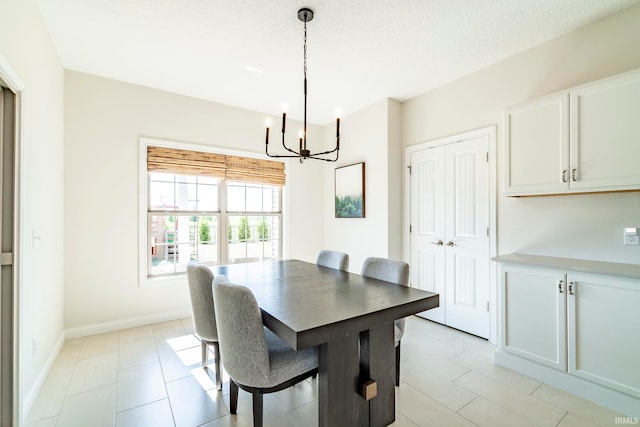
[486,227,489,237]
[486,301,490,312]
[407,165,412,175]
[409,224,412,233]
[486,152,489,162]
[1,252,13,266]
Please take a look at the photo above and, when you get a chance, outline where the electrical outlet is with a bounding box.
[624,227,640,246]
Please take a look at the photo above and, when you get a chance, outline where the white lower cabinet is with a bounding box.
[499,263,640,399]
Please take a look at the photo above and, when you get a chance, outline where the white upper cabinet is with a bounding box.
[504,68,640,196]
[504,93,569,196]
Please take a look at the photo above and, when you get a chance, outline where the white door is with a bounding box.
[444,137,490,337]
[410,134,490,338]
[410,147,446,323]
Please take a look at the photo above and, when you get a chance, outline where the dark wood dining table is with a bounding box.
[212,259,439,427]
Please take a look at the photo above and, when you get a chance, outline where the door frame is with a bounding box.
[0,53,23,427]
[403,125,497,343]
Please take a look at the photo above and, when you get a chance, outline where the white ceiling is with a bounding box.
[37,0,640,125]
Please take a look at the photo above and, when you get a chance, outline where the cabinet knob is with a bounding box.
[558,280,564,293]
[571,169,577,182]
[447,241,456,247]
[430,240,444,246]
[562,170,567,183]
[569,281,575,295]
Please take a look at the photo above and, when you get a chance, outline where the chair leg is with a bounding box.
[213,341,222,391]
[395,342,401,387]
[252,393,263,427]
[201,340,208,368]
[230,380,238,414]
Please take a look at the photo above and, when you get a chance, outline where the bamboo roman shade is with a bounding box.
[147,146,286,186]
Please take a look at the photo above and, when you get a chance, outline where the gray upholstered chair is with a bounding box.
[186,262,222,391]
[361,257,409,386]
[316,249,349,271]
[212,275,318,427]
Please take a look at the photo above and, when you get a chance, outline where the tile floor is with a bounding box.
[25,316,625,427]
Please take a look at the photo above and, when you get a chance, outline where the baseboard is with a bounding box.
[495,349,640,417]
[65,309,192,340]
[22,330,66,424]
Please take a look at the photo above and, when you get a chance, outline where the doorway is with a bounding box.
[406,127,496,340]
[1,84,17,426]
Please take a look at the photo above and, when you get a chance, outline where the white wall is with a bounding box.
[64,71,324,330]
[0,0,65,419]
[321,98,403,272]
[402,4,640,264]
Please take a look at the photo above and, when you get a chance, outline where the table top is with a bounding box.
[212,259,439,350]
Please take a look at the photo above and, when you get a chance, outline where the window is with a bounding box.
[142,141,285,282]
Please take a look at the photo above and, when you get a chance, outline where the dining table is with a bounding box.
[212,259,439,427]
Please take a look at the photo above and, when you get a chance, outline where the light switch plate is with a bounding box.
[623,227,639,246]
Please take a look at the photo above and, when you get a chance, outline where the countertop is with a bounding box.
[492,253,640,280]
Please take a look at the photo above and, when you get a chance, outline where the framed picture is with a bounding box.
[335,162,365,218]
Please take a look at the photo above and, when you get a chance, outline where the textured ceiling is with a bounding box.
[37,0,640,125]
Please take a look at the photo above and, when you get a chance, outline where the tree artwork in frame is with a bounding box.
[335,162,365,218]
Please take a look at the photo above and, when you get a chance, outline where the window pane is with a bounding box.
[227,215,280,264]
[197,181,218,211]
[150,214,219,277]
[227,183,245,212]
[246,185,262,212]
[175,180,195,210]
[149,174,175,209]
[263,187,280,212]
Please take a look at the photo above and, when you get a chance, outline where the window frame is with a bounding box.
[139,137,287,287]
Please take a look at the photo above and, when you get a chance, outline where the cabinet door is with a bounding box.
[500,265,567,370]
[504,93,569,196]
[570,69,640,191]
[567,273,640,398]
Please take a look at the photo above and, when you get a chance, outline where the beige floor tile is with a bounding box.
[401,342,470,381]
[115,398,175,427]
[157,341,198,383]
[557,413,601,427]
[447,333,495,360]
[119,336,159,369]
[401,361,477,411]
[166,375,228,427]
[119,325,154,343]
[532,384,625,426]
[174,343,205,367]
[404,317,462,343]
[164,333,201,352]
[24,374,71,423]
[56,384,116,427]
[77,331,120,360]
[200,415,237,427]
[66,352,118,396]
[271,378,318,413]
[116,362,167,412]
[287,400,317,427]
[48,340,82,376]
[396,383,477,427]
[403,334,466,359]
[152,322,188,342]
[388,412,419,426]
[451,351,542,394]
[180,317,195,333]
[223,391,296,427]
[458,397,537,427]
[455,370,566,426]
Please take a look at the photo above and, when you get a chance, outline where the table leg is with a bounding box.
[360,322,395,427]
[318,333,368,427]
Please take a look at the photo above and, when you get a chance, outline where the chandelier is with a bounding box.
[265,7,340,163]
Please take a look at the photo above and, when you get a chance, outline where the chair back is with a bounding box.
[186,262,218,342]
[213,275,270,387]
[361,257,410,339]
[360,257,409,286]
[316,250,349,271]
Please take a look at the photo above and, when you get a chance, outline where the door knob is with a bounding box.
[447,241,456,247]
[430,240,443,246]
